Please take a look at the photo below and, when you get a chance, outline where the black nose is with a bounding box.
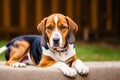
[53,37,60,47]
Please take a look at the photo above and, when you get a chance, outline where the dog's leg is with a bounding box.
[38,61,56,68]
[50,62,77,77]
[38,59,77,77]
[38,55,77,77]
[6,40,30,68]
[37,55,56,68]
[72,59,89,75]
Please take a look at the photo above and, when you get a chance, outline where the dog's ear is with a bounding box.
[66,16,78,44]
[37,18,48,47]
[37,18,47,34]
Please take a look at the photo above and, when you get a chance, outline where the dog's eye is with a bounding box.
[47,26,53,31]
[60,26,66,30]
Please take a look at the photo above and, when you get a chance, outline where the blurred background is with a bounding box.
[0,0,120,61]
[0,0,120,40]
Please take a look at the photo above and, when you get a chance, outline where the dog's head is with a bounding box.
[37,13,78,50]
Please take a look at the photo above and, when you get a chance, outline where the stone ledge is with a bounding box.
[0,61,120,80]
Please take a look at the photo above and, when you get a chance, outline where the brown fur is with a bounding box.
[6,40,30,66]
[37,55,56,68]
[45,14,69,47]
[65,55,77,67]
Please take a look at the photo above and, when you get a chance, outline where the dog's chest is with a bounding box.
[42,44,76,62]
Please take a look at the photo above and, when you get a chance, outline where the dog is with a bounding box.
[0,13,89,77]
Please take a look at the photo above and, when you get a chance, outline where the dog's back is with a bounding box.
[0,35,42,65]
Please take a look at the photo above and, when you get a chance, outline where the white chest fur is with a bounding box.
[42,44,76,62]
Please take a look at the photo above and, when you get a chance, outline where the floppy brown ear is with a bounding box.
[37,18,48,47]
[66,16,78,44]
[37,18,47,34]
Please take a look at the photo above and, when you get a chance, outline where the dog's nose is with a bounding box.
[53,37,60,47]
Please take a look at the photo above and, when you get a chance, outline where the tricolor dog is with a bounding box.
[0,13,89,77]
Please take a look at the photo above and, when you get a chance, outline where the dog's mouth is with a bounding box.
[47,42,68,53]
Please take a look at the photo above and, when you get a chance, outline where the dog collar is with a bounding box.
[47,44,68,53]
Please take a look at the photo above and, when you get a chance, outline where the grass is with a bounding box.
[0,41,8,61]
[0,40,120,61]
[75,44,120,61]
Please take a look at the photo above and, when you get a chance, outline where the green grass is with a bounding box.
[75,44,120,61]
[0,41,7,61]
[0,40,120,61]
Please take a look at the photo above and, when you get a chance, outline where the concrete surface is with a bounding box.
[0,61,120,80]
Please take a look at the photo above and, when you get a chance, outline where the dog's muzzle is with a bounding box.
[53,37,60,47]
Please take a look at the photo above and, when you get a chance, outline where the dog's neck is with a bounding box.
[48,44,68,53]
[42,44,76,62]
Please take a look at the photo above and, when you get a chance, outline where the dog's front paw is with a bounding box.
[50,62,77,77]
[72,59,89,75]
[11,62,26,68]
[76,64,89,75]
[61,67,77,77]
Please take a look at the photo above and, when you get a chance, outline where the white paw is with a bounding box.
[72,59,89,75]
[11,62,26,68]
[76,64,89,75]
[50,62,77,77]
[61,67,77,77]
